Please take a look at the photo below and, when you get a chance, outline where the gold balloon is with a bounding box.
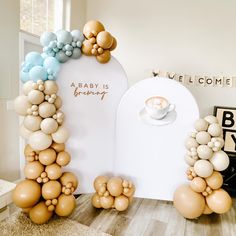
[56,151,71,166]
[110,37,117,51]
[83,20,105,39]
[45,163,62,180]
[107,177,123,197]
[42,180,62,200]
[55,194,76,216]
[94,176,109,192]
[190,177,206,193]
[173,184,205,219]
[91,193,102,208]
[51,142,65,152]
[96,50,111,63]
[24,161,44,179]
[24,144,36,157]
[29,201,53,224]
[96,31,113,49]
[39,148,57,165]
[205,171,223,190]
[100,195,114,209]
[60,172,78,190]
[123,185,135,198]
[54,96,62,109]
[22,207,32,214]
[13,179,41,208]
[114,195,129,211]
[206,188,232,214]
[82,40,93,56]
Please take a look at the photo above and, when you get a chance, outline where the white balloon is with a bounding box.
[209,151,229,171]
[14,95,31,116]
[29,131,52,151]
[19,124,33,139]
[52,126,69,143]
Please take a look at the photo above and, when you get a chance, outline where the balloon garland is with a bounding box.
[92,176,135,211]
[173,115,232,219]
[13,20,116,224]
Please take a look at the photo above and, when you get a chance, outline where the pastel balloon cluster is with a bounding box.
[174,115,232,219]
[92,176,135,211]
[13,79,78,224]
[21,52,61,83]
[82,20,117,63]
[40,30,84,63]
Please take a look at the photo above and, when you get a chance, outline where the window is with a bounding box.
[20,0,63,36]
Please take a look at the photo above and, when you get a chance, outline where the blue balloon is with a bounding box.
[40,32,56,47]
[56,30,73,44]
[25,52,43,66]
[71,48,81,59]
[71,30,85,42]
[41,52,49,59]
[20,71,29,83]
[55,51,69,63]
[29,66,47,82]
[43,57,60,74]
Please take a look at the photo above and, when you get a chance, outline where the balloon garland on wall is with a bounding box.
[173,115,232,219]
[13,20,117,224]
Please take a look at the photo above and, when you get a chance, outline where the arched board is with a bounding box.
[114,77,199,201]
[57,56,128,193]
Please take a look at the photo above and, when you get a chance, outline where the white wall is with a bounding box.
[0,0,20,181]
[86,0,236,116]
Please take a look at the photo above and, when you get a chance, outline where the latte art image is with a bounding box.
[146,96,169,110]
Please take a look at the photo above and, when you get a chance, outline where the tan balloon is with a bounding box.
[110,37,117,51]
[203,204,213,215]
[56,151,71,166]
[44,80,58,95]
[107,177,123,197]
[83,20,105,38]
[14,95,31,116]
[22,207,32,214]
[38,102,56,118]
[28,90,44,105]
[123,185,135,198]
[42,180,61,200]
[96,31,113,49]
[206,188,232,214]
[22,81,34,95]
[60,172,78,190]
[94,176,109,192]
[29,201,53,224]
[100,195,114,209]
[205,171,223,189]
[55,194,76,216]
[114,195,129,211]
[54,96,62,109]
[40,118,58,134]
[24,115,42,132]
[51,126,69,144]
[82,40,93,55]
[45,163,62,180]
[29,130,52,151]
[51,142,65,152]
[20,124,33,139]
[91,193,102,208]
[13,179,41,208]
[39,148,57,165]
[194,118,208,132]
[96,50,111,63]
[173,184,205,219]
[194,160,213,178]
[24,144,35,157]
[24,161,44,179]
[190,177,206,193]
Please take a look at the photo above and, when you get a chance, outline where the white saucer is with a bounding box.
[139,108,177,126]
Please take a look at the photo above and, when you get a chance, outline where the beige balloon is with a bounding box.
[54,96,62,109]
[91,193,102,208]
[107,177,123,197]
[196,132,211,145]
[45,163,62,180]
[20,124,33,139]
[94,176,109,192]
[197,145,213,160]
[96,31,114,49]
[13,179,41,208]
[193,160,213,178]
[44,80,58,95]
[208,123,222,137]
[22,81,34,95]
[100,195,114,209]
[56,151,71,166]
[24,144,35,157]
[190,177,206,193]
[39,148,57,165]
[38,102,56,118]
[185,137,199,150]
[205,171,223,189]
[24,115,42,132]
[209,151,229,171]
[204,115,219,124]
[29,201,53,224]
[14,95,31,116]
[114,195,129,211]
[60,172,78,190]
[29,130,52,151]
[51,142,65,152]
[96,50,111,64]
[51,126,69,144]
[24,161,44,179]
[173,184,205,219]
[194,118,208,132]
[55,194,76,216]
[28,90,44,105]
[42,180,61,200]
[40,118,58,134]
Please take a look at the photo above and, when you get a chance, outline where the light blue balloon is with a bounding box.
[71,42,77,47]
[76,41,82,48]
[48,75,55,80]
[71,48,81,59]
[40,32,56,47]
[56,30,72,44]
[49,40,57,48]
[25,52,43,66]
[65,44,73,51]
[53,47,59,53]
[48,51,56,57]
[29,66,47,82]
[20,71,29,83]
[55,51,69,63]
[57,42,64,49]
[41,52,49,59]
[43,57,60,74]
[71,30,85,42]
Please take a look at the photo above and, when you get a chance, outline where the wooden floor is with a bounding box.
[69,194,236,236]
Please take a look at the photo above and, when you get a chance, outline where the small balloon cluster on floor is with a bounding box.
[92,176,135,211]
[82,21,117,63]
[174,115,232,219]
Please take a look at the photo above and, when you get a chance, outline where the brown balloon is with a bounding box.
[29,201,53,224]
[91,193,102,208]
[206,188,232,214]
[22,207,32,214]
[45,163,62,180]
[39,148,57,165]
[110,37,117,51]
[190,177,207,193]
[100,195,114,209]
[55,194,76,217]
[205,171,223,190]
[114,195,129,211]
[42,180,62,200]
[24,161,44,179]
[83,20,105,39]
[96,31,114,49]
[107,177,123,197]
[56,151,71,166]
[94,176,109,192]
[60,172,78,190]
[173,184,205,219]
[123,185,135,198]
[13,179,41,208]
[82,40,93,56]
[96,50,111,63]
[203,204,213,215]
